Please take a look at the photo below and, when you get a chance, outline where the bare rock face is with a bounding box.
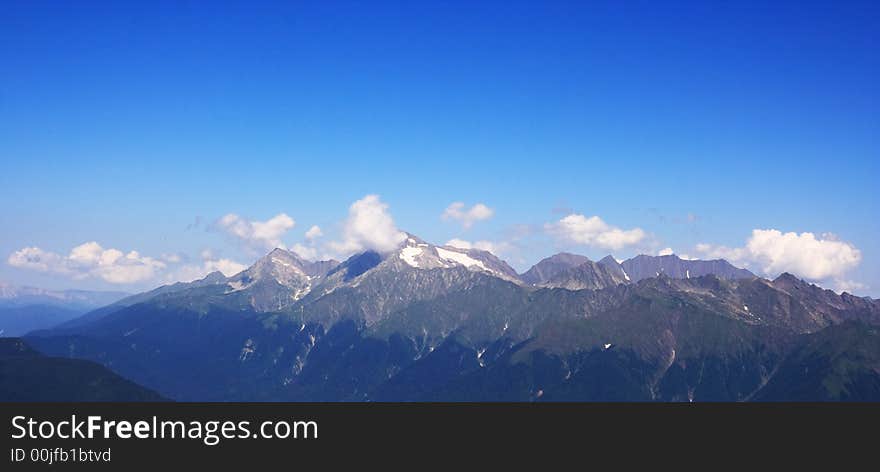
[538,260,628,291]
[225,248,339,312]
[520,253,591,285]
[621,254,754,282]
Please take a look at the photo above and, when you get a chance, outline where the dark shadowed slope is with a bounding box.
[753,322,880,401]
[0,338,165,401]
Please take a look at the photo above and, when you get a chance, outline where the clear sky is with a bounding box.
[1,1,877,296]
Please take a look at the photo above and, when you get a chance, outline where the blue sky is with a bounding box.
[1,1,877,295]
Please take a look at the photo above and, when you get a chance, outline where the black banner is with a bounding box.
[1,402,877,469]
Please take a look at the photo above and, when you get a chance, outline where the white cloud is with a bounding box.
[328,195,406,255]
[694,243,748,264]
[658,247,674,256]
[286,226,324,261]
[747,229,860,280]
[9,242,252,286]
[291,243,318,261]
[207,258,247,277]
[444,238,511,256]
[161,253,182,264]
[7,247,68,274]
[304,225,323,241]
[695,229,863,290]
[445,239,473,250]
[8,242,166,284]
[545,214,646,251]
[217,213,295,252]
[442,202,494,229]
[833,279,865,294]
[170,251,247,283]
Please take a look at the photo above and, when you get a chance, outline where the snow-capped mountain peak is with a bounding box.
[389,235,519,282]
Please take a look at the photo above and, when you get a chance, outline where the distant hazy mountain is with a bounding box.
[0,283,129,336]
[0,283,128,311]
[24,235,880,402]
[520,253,747,291]
[0,338,164,401]
[620,254,754,282]
[0,305,83,337]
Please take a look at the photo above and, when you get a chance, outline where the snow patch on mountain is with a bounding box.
[436,247,488,271]
[226,280,247,292]
[399,246,423,268]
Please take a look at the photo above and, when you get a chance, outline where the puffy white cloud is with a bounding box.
[442,202,494,229]
[834,279,865,293]
[206,258,247,277]
[291,243,318,261]
[658,247,674,256]
[170,251,247,283]
[8,242,253,286]
[304,225,323,241]
[217,213,295,252]
[545,214,646,251]
[8,242,166,284]
[8,240,258,286]
[161,253,183,264]
[286,226,324,261]
[747,229,860,280]
[7,247,68,274]
[695,229,863,290]
[328,195,406,255]
[694,243,748,264]
[444,238,511,256]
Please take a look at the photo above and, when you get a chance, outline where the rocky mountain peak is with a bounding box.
[621,254,754,282]
[521,252,591,285]
[771,272,811,293]
[202,271,228,283]
[597,255,630,282]
[248,248,308,283]
[540,259,628,291]
[598,255,620,265]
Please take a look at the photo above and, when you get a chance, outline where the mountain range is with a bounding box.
[0,283,129,310]
[0,284,128,336]
[17,235,880,401]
